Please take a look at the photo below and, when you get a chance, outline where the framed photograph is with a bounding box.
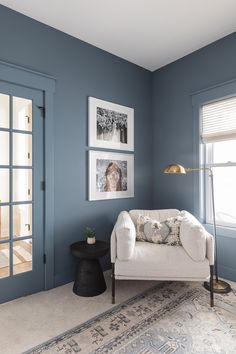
[89,150,134,201]
[88,97,134,151]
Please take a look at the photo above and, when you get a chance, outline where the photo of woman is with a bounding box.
[104,162,122,192]
[96,159,127,192]
[89,150,134,201]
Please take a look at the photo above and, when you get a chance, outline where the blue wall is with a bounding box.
[0,5,152,285]
[0,4,235,285]
[152,32,236,281]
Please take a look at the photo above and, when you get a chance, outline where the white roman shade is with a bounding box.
[201,96,236,143]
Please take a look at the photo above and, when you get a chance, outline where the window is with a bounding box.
[201,96,236,228]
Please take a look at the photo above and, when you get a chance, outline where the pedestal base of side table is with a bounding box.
[73,258,107,297]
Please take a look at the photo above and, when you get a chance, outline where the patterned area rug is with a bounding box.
[24,281,236,354]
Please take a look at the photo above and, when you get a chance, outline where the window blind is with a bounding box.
[201,96,236,143]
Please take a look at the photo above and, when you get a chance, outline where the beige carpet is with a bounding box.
[23,281,236,354]
[0,272,235,354]
[0,271,157,354]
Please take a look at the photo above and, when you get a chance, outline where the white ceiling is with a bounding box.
[1,0,236,71]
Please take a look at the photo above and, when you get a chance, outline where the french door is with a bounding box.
[0,81,45,303]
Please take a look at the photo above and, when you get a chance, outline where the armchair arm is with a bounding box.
[110,211,136,262]
[180,211,207,262]
[180,210,215,263]
[205,231,215,265]
[110,226,117,263]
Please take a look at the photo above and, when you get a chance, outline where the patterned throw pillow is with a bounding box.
[165,215,183,246]
[136,215,182,246]
[136,215,169,244]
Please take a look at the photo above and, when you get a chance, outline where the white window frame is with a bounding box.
[192,79,236,237]
[204,143,236,228]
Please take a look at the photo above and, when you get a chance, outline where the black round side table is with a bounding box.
[70,240,109,297]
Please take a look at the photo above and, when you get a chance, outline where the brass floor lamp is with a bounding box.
[164,163,231,294]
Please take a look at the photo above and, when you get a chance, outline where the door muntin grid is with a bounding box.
[0,94,33,278]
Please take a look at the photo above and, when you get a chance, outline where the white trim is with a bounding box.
[192,79,236,237]
[204,144,236,229]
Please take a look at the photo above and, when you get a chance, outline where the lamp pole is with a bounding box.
[187,167,219,282]
[209,170,218,282]
[164,163,231,293]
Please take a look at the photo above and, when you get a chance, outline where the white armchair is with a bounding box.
[111,209,214,306]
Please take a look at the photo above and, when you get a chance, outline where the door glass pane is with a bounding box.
[0,206,9,240]
[13,204,32,238]
[13,97,32,132]
[0,93,9,129]
[0,169,9,203]
[0,131,9,165]
[13,133,32,166]
[13,169,32,202]
[13,239,32,275]
[0,243,10,278]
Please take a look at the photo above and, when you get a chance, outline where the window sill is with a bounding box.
[204,223,236,239]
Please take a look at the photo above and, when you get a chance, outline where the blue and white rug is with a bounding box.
[24,281,236,354]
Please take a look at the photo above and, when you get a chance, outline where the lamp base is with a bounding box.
[204,279,231,294]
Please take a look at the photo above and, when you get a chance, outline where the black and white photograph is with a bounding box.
[89,97,134,151]
[97,107,128,144]
[89,151,134,200]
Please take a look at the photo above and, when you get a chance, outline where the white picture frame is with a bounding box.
[89,150,134,201]
[88,97,134,151]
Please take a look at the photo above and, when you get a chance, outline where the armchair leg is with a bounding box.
[112,263,115,304]
[210,265,214,307]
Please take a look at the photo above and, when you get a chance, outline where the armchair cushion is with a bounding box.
[115,241,210,279]
[116,211,136,261]
[180,210,206,262]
